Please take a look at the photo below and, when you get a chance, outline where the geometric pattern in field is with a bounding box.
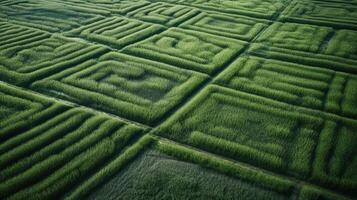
[324,30,357,60]
[86,147,297,200]
[280,1,357,30]
[0,82,146,200]
[0,22,108,86]
[57,0,151,15]
[179,12,268,41]
[215,56,357,119]
[123,28,247,74]
[126,2,200,26]
[255,22,333,53]
[67,16,164,49]
[156,85,357,194]
[149,0,288,19]
[0,84,64,139]
[252,23,357,74]
[32,52,207,126]
[0,0,107,32]
[0,0,356,199]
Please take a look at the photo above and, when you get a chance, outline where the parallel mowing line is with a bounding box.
[4,122,143,200]
[0,112,90,170]
[0,115,106,182]
[0,118,120,198]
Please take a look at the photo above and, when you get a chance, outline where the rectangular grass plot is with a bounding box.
[126,2,200,26]
[150,0,287,19]
[215,56,357,119]
[0,0,108,33]
[179,12,268,41]
[0,22,108,86]
[255,22,333,53]
[85,146,296,200]
[57,0,150,15]
[32,52,208,125]
[67,16,165,49]
[0,83,147,200]
[123,28,246,75]
[280,1,357,30]
[251,22,357,74]
[324,29,357,61]
[156,85,357,194]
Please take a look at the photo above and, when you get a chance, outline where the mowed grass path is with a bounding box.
[0,0,356,199]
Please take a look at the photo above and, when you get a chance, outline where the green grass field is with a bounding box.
[0,0,356,199]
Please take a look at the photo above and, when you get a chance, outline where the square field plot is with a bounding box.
[0,83,146,200]
[215,56,357,119]
[179,12,268,41]
[280,1,357,30]
[156,85,357,195]
[84,139,350,200]
[253,22,357,74]
[123,28,246,75]
[126,2,200,26]
[150,0,288,19]
[255,22,332,53]
[32,52,208,126]
[86,146,296,200]
[66,16,165,50]
[0,0,109,32]
[0,22,108,86]
[57,0,151,15]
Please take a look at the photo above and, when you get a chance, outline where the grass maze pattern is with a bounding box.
[156,85,357,195]
[67,16,165,50]
[32,52,207,126]
[251,22,357,74]
[0,0,356,199]
[215,56,357,119]
[179,12,268,41]
[123,27,247,75]
[280,1,357,30]
[148,0,288,19]
[0,83,146,200]
[126,2,200,26]
[0,22,108,86]
[0,0,108,33]
[58,0,151,15]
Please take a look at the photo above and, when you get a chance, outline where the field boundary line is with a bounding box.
[151,134,355,199]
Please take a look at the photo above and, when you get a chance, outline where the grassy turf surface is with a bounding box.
[0,0,356,199]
